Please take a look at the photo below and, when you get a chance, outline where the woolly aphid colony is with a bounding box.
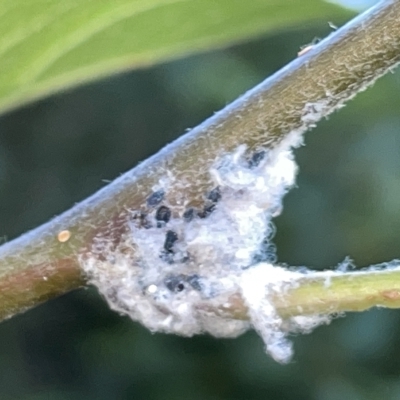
[82,129,330,364]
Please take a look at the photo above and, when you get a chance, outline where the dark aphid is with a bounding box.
[147,190,165,207]
[207,187,221,203]
[164,274,187,293]
[187,274,203,291]
[248,150,266,168]
[183,208,196,222]
[156,205,171,225]
[198,203,216,218]
[164,230,178,253]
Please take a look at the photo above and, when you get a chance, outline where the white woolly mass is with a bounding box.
[239,264,301,363]
[81,125,331,363]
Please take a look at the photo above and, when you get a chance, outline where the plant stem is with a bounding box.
[275,266,400,318]
[228,264,400,320]
[0,0,399,321]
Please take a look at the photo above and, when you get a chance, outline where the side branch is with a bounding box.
[228,264,400,320]
[276,265,400,317]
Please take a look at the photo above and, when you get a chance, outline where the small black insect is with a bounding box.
[183,208,195,222]
[156,205,171,226]
[207,187,221,203]
[147,190,165,207]
[198,203,216,218]
[164,230,178,253]
[164,274,187,293]
[248,150,266,168]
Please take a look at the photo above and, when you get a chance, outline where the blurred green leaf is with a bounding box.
[0,0,349,114]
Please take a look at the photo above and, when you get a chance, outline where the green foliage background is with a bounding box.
[0,0,346,114]
[1,1,400,399]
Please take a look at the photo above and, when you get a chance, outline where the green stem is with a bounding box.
[275,265,400,318]
[210,264,400,320]
[0,0,399,321]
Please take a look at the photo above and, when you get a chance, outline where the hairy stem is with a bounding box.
[227,264,400,320]
[275,265,400,317]
[0,0,399,321]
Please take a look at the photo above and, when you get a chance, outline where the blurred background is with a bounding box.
[1,1,400,399]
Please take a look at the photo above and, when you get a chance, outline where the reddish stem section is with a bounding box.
[0,258,84,320]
